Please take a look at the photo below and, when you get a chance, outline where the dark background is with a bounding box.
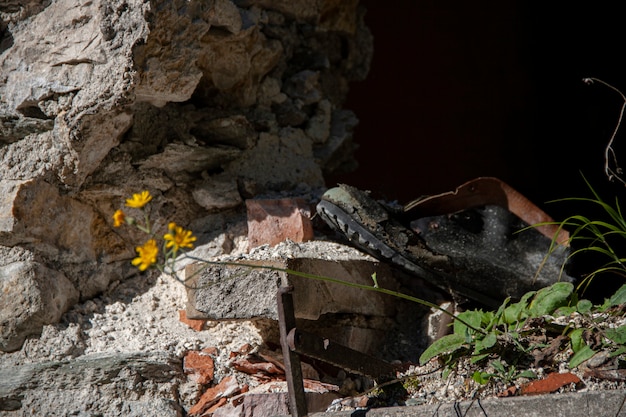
[330,1,626,224]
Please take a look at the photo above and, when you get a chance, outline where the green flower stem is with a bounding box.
[142,209,152,234]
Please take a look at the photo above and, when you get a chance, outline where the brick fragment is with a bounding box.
[179,309,206,331]
[202,397,227,416]
[246,198,314,249]
[189,375,240,416]
[184,350,215,385]
[519,372,582,395]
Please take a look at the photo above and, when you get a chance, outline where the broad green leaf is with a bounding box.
[569,345,596,368]
[555,306,577,316]
[528,282,574,317]
[482,332,497,349]
[608,284,626,307]
[419,333,466,365]
[482,310,496,328]
[605,325,626,344]
[453,310,484,340]
[502,291,534,324]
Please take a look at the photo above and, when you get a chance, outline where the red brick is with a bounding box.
[184,350,215,385]
[179,309,206,331]
[246,198,314,249]
[201,397,227,416]
[519,372,582,395]
[189,375,240,416]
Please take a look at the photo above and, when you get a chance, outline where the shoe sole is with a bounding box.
[317,199,501,307]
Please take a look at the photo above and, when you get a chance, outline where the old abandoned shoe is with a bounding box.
[316,179,574,308]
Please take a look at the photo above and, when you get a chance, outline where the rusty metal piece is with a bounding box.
[286,328,396,378]
[403,176,569,245]
[277,286,308,417]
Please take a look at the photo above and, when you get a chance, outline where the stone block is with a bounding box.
[0,351,184,415]
[210,381,339,417]
[185,241,398,322]
[0,260,79,352]
[185,241,408,356]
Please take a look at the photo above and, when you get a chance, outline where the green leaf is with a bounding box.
[610,346,626,357]
[472,371,493,384]
[470,352,490,364]
[608,284,626,307]
[502,291,534,324]
[419,333,466,365]
[528,282,574,317]
[575,299,592,314]
[491,360,506,374]
[453,310,484,340]
[517,370,537,379]
[569,345,596,368]
[605,325,626,345]
[569,328,586,353]
[370,272,379,288]
[482,310,496,328]
[555,306,577,316]
[482,332,497,349]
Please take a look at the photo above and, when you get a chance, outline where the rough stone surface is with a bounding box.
[1,237,619,416]
[0,0,373,411]
[0,0,372,354]
[0,264,279,415]
[213,389,339,417]
[0,260,79,352]
[305,390,626,417]
[0,351,185,416]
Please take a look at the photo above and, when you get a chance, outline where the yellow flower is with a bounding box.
[131,239,159,271]
[125,191,152,209]
[164,223,197,252]
[112,209,126,227]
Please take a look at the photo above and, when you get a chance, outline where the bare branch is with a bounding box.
[583,77,626,186]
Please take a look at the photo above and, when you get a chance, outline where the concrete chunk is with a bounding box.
[185,241,398,322]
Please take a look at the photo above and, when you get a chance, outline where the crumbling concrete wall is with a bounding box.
[0,0,371,352]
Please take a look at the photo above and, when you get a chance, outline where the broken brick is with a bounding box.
[202,397,227,416]
[189,375,240,416]
[519,372,582,395]
[230,354,285,378]
[246,198,314,249]
[179,309,206,331]
[184,350,215,385]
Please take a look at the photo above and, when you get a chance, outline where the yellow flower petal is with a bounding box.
[132,239,159,271]
[125,190,153,209]
[163,223,197,252]
[113,209,125,227]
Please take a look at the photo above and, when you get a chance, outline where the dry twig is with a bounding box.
[583,77,626,186]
